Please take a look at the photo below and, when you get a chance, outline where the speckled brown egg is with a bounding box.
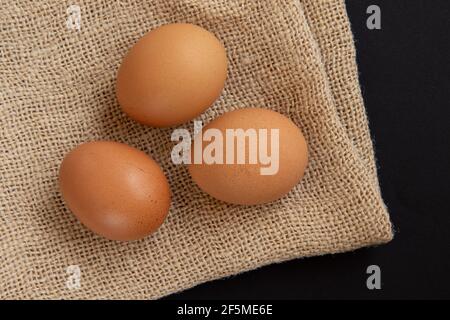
[116,23,228,127]
[188,108,308,205]
[59,141,171,241]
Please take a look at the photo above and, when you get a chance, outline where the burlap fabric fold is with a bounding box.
[0,0,392,299]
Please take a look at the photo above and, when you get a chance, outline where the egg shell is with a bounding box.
[188,108,308,205]
[116,23,228,127]
[59,141,171,241]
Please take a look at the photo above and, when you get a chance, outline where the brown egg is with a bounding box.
[188,108,308,205]
[59,141,171,241]
[116,23,228,127]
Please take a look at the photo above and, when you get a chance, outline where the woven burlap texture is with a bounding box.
[0,0,393,299]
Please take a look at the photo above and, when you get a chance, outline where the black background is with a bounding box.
[166,0,450,300]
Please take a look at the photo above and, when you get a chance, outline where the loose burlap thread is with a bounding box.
[0,0,392,299]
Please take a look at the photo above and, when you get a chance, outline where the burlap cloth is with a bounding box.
[0,0,393,299]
